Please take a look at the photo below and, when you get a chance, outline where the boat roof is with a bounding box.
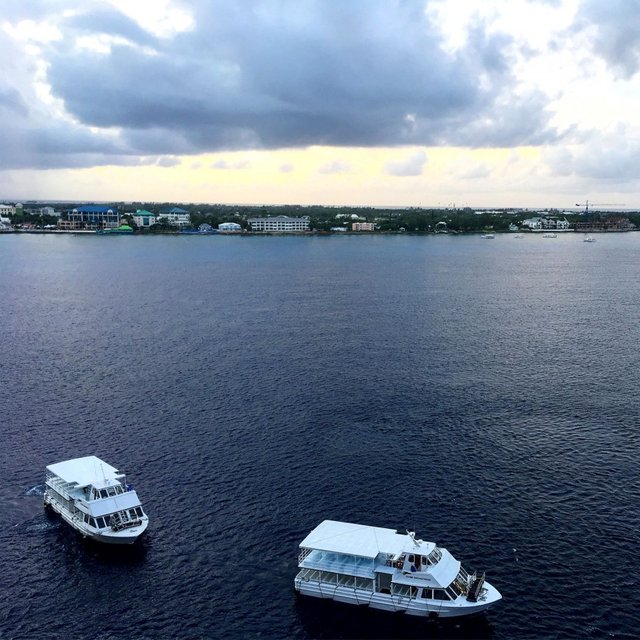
[299,520,435,559]
[46,456,123,488]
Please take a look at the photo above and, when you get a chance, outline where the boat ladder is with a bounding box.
[467,572,486,602]
[110,510,141,532]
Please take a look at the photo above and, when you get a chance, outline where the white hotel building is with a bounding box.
[248,216,310,232]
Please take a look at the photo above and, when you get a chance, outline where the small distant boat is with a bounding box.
[295,520,501,619]
[44,456,148,544]
[542,233,557,238]
[583,236,596,242]
[481,234,495,239]
[514,234,524,239]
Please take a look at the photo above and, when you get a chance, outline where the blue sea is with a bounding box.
[0,232,638,639]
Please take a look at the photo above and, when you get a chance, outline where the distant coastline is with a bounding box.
[3,201,638,235]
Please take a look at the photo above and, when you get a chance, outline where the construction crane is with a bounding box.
[575,200,626,218]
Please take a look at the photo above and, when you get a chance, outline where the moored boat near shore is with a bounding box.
[294,520,501,619]
[44,456,148,544]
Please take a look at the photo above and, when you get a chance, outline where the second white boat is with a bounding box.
[295,520,501,618]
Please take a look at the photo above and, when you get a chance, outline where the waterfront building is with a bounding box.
[65,205,120,230]
[352,222,375,232]
[24,205,58,217]
[522,216,571,231]
[521,217,542,230]
[0,204,16,216]
[218,222,242,232]
[575,217,635,232]
[158,207,190,227]
[248,216,310,232]
[133,209,157,228]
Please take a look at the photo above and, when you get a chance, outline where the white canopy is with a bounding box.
[299,520,434,559]
[46,456,123,488]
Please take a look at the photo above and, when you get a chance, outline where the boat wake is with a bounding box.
[14,515,60,534]
[25,484,46,497]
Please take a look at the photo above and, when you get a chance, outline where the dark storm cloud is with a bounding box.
[573,0,640,79]
[7,0,563,170]
[0,119,128,170]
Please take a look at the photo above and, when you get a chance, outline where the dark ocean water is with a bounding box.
[0,232,638,640]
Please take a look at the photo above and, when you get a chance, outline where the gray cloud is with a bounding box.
[66,7,157,47]
[156,156,181,168]
[385,150,427,176]
[573,0,640,79]
[544,129,640,181]
[211,159,250,170]
[6,0,563,169]
[318,161,351,175]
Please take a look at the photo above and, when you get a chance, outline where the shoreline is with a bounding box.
[4,228,638,237]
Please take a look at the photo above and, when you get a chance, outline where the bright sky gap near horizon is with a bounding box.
[2,0,640,208]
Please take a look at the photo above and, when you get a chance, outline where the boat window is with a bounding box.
[427,547,442,565]
[103,515,111,527]
[421,589,433,599]
[392,584,411,597]
[83,513,89,523]
[107,487,116,497]
[135,507,143,517]
[97,517,106,529]
[432,589,451,601]
[89,517,97,528]
[421,556,428,566]
[408,555,414,563]
[100,489,108,499]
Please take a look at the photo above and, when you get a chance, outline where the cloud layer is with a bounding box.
[0,0,561,170]
[1,0,639,198]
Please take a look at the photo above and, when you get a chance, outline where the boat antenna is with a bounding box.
[407,530,420,547]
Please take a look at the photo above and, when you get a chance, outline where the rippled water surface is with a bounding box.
[1,232,638,639]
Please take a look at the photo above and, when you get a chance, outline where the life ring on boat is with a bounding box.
[396,561,403,569]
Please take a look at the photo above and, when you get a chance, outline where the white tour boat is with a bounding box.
[44,456,148,544]
[481,233,495,239]
[295,520,501,619]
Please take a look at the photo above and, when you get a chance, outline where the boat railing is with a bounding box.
[298,548,312,564]
[110,510,142,532]
[299,550,375,578]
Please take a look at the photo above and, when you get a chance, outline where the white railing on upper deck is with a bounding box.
[298,548,312,564]
[298,549,375,578]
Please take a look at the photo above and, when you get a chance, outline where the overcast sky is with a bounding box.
[2,0,640,207]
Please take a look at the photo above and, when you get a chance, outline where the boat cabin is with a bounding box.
[297,521,469,601]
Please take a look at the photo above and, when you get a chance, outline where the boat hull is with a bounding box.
[295,579,500,618]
